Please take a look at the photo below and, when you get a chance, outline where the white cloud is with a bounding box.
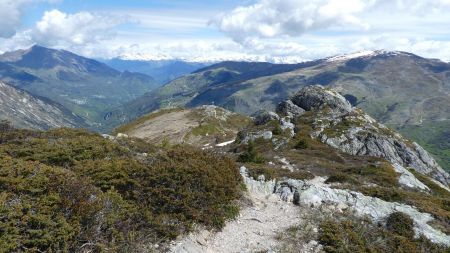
[213,0,450,43]
[212,0,374,42]
[32,9,127,47]
[2,0,450,63]
[0,0,31,38]
[0,0,61,38]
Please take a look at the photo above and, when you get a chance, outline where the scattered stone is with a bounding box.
[253,110,280,125]
[241,130,273,144]
[276,100,305,118]
[116,133,129,139]
[101,134,115,140]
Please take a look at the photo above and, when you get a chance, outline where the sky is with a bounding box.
[1,0,450,62]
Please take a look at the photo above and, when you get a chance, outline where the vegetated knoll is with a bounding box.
[113,105,252,146]
[0,81,87,130]
[0,124,242,252]
[108,51,450,171]
[0,45,158,125]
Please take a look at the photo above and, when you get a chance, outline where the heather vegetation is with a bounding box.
[318,213,448,253]
[0,123,242,252]
[277,210,448,253]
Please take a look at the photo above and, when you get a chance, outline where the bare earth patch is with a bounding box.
[126,110,197,143]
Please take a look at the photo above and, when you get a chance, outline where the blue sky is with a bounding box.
[1,0,450,62]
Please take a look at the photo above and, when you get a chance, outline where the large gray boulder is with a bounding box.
[252,110,280,125]
[276,100,305,118]
[291,85,353,113]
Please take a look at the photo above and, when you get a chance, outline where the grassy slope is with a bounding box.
[114,106,252,146]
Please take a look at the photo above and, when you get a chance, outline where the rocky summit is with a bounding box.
[285,85,450,186]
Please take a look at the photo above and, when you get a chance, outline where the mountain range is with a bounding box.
[1,46,450,252]
[1,46,449,171]
[0,45,159,125]
[106,50,450,170]
[102,58,209,84]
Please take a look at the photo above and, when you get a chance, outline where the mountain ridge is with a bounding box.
[0,81,87,129]
[0,45,159,126]
[105,50,450,171]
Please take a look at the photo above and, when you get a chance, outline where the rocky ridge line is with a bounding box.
[281,85,450,186]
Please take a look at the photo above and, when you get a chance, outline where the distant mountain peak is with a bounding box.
[0,45,121,75]
[325,50,409,62]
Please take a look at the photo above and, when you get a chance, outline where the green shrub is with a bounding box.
[318,216,448,253]
[326,163,399,188]
[238,141,265,163]
[294,139,309,150]
[319,219,367,253]
[0,128,243,251]
[386,212,415,239]
[325,172,356,184]
[272,124,283,135]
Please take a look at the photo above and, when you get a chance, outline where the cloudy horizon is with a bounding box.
[1,0,450,62]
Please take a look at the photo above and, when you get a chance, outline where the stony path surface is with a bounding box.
[169,180,302,253]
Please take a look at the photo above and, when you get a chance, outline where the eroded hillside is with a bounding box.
[0,81,86,129]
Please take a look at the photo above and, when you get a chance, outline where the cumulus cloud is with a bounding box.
[0,0,61,38]
[213,0,450,43]
[32,9,127,47]
[0,0,31,38]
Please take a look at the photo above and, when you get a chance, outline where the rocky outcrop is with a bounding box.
[288,85,450,186]
[240,167,450,246]
[392,163,429,191]
[273,177,450,246]
[276,100,305,118]
[252,110,280,125]
[291,85,353,114]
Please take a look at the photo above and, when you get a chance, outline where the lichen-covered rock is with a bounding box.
[276,100,305,118]
[116,133,129,139]
[291,85,353,113]
[292,85,450,185]
[241,130,273,144]
[252,110,280,125]
[392,163,429,191]
[279,117,295,137]
[273,178,450,246]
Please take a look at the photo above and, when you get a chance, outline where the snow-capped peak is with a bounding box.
[117,52,307,63]
[325,50,405,62]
